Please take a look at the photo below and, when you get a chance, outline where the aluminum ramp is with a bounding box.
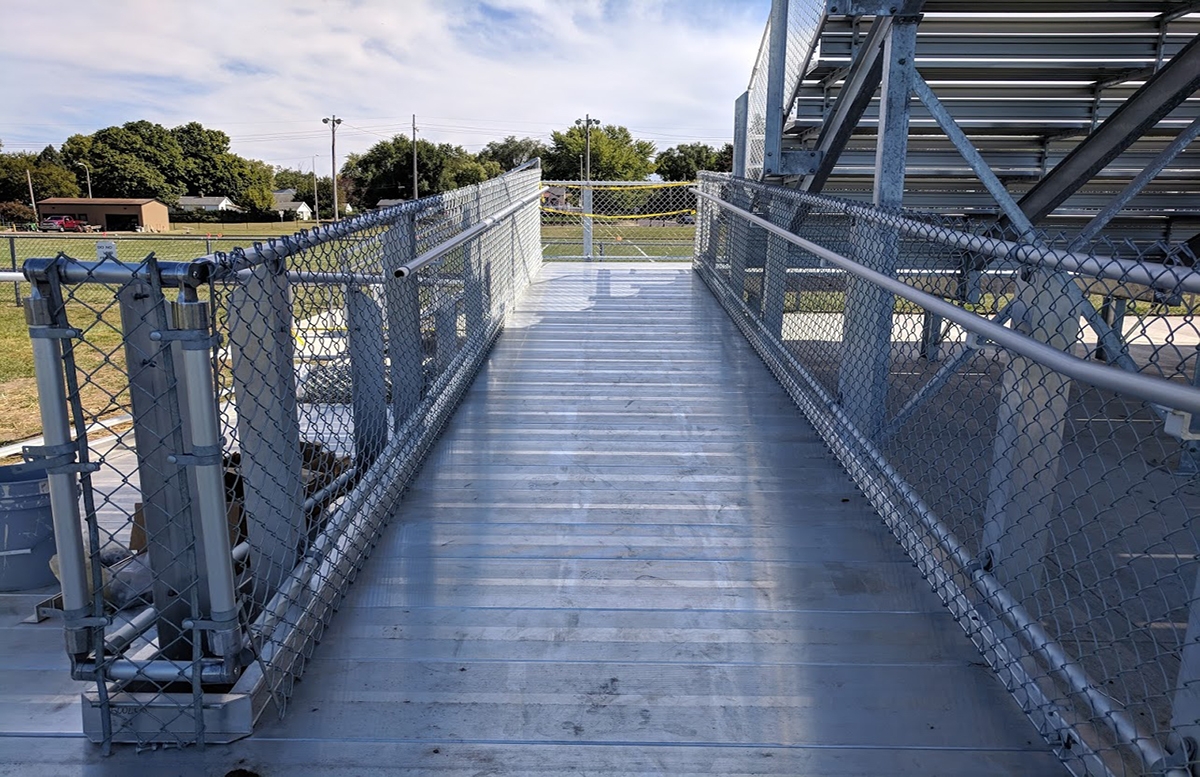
[0,263,1061,775]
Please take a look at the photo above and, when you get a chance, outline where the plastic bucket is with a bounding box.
[0,462,57,591]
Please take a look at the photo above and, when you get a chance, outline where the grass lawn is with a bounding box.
[541,222,694,259]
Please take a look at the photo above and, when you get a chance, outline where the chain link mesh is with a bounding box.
[696,170,1200,776]
[742,0,824,180]
[23,166,542,747]
[540,181,697,261]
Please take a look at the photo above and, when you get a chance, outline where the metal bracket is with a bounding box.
[149,329,221,350]
[183,616,239,631]
[27,327,81,340]
[826,0,924,15]
[167,442,224,467]
[21,441,98,475]
[772,150,824,177]
[1166,411,1200,441]
[64,610,111,629]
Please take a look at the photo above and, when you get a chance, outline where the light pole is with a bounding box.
[574,115,600,181]
[574,115,600,260]
[412,114,419,200]
[75,162,92,199]
[322,115,342,220]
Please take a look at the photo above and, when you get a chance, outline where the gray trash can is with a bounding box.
[0,462,58,591]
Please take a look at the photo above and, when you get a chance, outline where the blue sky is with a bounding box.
[1,0,770,175]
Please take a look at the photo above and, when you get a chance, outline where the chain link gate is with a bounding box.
[540,180,697,261]
[695,171,1200,777]
[22,164,542,749]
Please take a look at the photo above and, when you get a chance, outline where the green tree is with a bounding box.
[0,201,37,224]
[37,144,64,167]
[544,124,656,181]
[342,136,500,210]
[236,159,277,212]
[170,122,249,198]
[479,136,547,171]
[0,152,81,203]
[655,143,721,182]
[71,121,187,204]
[441,156,502,190]
[715,143,734,173]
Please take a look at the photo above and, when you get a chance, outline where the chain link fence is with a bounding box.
[540,181,696,261]
[695,171,1200,777]
[21,165,542,749]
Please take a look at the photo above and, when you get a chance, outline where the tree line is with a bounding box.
[0,121,732,224]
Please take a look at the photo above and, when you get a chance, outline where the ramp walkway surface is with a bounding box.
[0,263,1062,775]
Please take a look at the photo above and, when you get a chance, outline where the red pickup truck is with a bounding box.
[39,215,87,232]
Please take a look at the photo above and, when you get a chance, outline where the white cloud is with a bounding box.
[0,0,769,172]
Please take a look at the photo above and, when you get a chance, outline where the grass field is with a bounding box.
[540,222,695,259]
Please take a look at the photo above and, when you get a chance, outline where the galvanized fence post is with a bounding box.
[169,294,241,661]
[762,195,796,337]
[346,286,388,471]
[582,185,594,261]
[383,211,423,429]
[118,281,206,659]
[228,262,306,605]
[980,270,1081,596]
[8,236,19,306]
[463,190,485,337]
[25,287,90,655]
[726,184,753,296]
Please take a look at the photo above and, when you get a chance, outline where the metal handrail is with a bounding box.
[394,188,543,278]
[694,188,1200,416]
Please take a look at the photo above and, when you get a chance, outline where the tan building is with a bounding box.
[37,198,171,232]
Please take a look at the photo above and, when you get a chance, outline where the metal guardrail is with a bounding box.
[694,171,1200,777]
[23,163,543,749]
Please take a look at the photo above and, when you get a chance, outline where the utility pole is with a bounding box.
[312,155,319,224]
[322,115,342,220]
[26,169,37,220]
[412,114,419,200]
[574,115,600,259]
[76,162,92,198]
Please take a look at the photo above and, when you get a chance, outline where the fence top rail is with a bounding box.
[694,186,1200,416]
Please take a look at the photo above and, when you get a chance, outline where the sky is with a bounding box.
[0,0,771,175]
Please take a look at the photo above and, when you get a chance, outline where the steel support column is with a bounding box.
[761,0,790,178]
[733,92,749,179]
[838,16,919,437]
